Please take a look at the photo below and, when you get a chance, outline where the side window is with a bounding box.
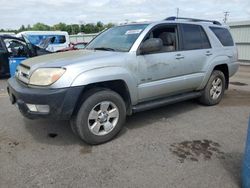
[181,24,211,50]
[210,27,234,46]
[142,25,178,54]
[56,35,66,44]
[3,39,28,57]
[200,28,211,49]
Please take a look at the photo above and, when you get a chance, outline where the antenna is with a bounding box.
[223,11,229,23]
[176,8,179,18]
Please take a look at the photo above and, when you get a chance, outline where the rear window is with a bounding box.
[210,27,234,46]
[181,24,211,50]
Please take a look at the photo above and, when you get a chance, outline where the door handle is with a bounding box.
[175,54,184,59]
[205,51,213,56]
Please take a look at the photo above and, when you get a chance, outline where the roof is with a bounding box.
[122,20,226,28]
[16,31,69,36]
[120,17,226,28]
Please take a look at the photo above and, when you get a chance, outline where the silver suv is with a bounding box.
[7,17,239,144]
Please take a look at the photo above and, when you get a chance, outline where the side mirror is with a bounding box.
[140,38,163,55]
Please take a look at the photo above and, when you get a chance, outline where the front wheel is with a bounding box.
[199,70,226,106]
[74,89,126,145]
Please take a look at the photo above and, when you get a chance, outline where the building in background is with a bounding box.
[69,33,98,43]
[229,21,250,64]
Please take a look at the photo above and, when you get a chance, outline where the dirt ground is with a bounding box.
[0,65,249,188]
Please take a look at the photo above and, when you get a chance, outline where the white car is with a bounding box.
[16,31,70,52]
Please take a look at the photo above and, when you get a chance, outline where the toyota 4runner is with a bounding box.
[7,17,239,144]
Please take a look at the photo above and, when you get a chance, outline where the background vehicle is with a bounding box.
[57,42,87,52]
[7,17,239,144]
[0,32,15,36]
[0,35,52,78]
[16,31,70,52]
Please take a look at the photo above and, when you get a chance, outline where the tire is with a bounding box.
[70,117,78,136]
[199,70,226,106]
[70,88,104,137]
[74,89,126,145]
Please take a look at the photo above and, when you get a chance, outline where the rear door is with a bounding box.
[209,26,237,63]
[136,24,187,101]
[176,23,213,89]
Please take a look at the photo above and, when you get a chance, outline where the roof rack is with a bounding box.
[165,16,222,25]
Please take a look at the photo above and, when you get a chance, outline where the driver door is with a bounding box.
[136,24,186,102]
[0,37,30,77]
[0,38,9,77]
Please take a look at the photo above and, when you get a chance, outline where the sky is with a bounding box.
[1,0,250,29]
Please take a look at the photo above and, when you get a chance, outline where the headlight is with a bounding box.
[29,68,66,86]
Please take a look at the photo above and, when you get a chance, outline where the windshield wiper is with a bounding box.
[93,47,116,51]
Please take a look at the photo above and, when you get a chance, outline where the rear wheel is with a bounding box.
[199,70,226,106]
[73,89,126,145]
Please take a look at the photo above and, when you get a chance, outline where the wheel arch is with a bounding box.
[198,56,230,90]
[72,79,134,117]
[213,64,229,89]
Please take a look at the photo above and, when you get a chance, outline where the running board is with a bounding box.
[132,92,202,113]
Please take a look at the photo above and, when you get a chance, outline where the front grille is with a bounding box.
[16,64,30,84]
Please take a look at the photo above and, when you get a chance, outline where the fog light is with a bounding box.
[26,104,37,112]
[26,104,50,113]
[36,105,50,113]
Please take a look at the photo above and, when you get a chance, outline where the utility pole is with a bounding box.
[176,8,179,18]
[223,11,229,23]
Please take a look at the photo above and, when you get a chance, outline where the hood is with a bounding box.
[21,50,124,69]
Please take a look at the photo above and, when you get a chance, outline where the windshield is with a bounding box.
[86,24,148,52]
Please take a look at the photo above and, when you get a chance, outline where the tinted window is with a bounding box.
[210,27,234,46]
[200,28,211,49]
[181,24,211,50]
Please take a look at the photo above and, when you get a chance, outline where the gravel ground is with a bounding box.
[0,66,249,188]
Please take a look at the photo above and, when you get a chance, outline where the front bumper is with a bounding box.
[7,77,84,120]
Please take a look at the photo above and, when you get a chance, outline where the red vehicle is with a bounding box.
[57,42,87,52]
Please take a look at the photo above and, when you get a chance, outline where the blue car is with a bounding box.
[0,35,53,78]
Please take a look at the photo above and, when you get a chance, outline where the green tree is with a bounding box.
[70,24,80,34]
[32,23,50,31]
[96,21,104,32]
[52,23,67,31]
[18,25,26,32]
[80,24,85,33]
[105,23,115,29]
[65,25,72,34]
[27,24,32,30]
[0,22,117,34]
